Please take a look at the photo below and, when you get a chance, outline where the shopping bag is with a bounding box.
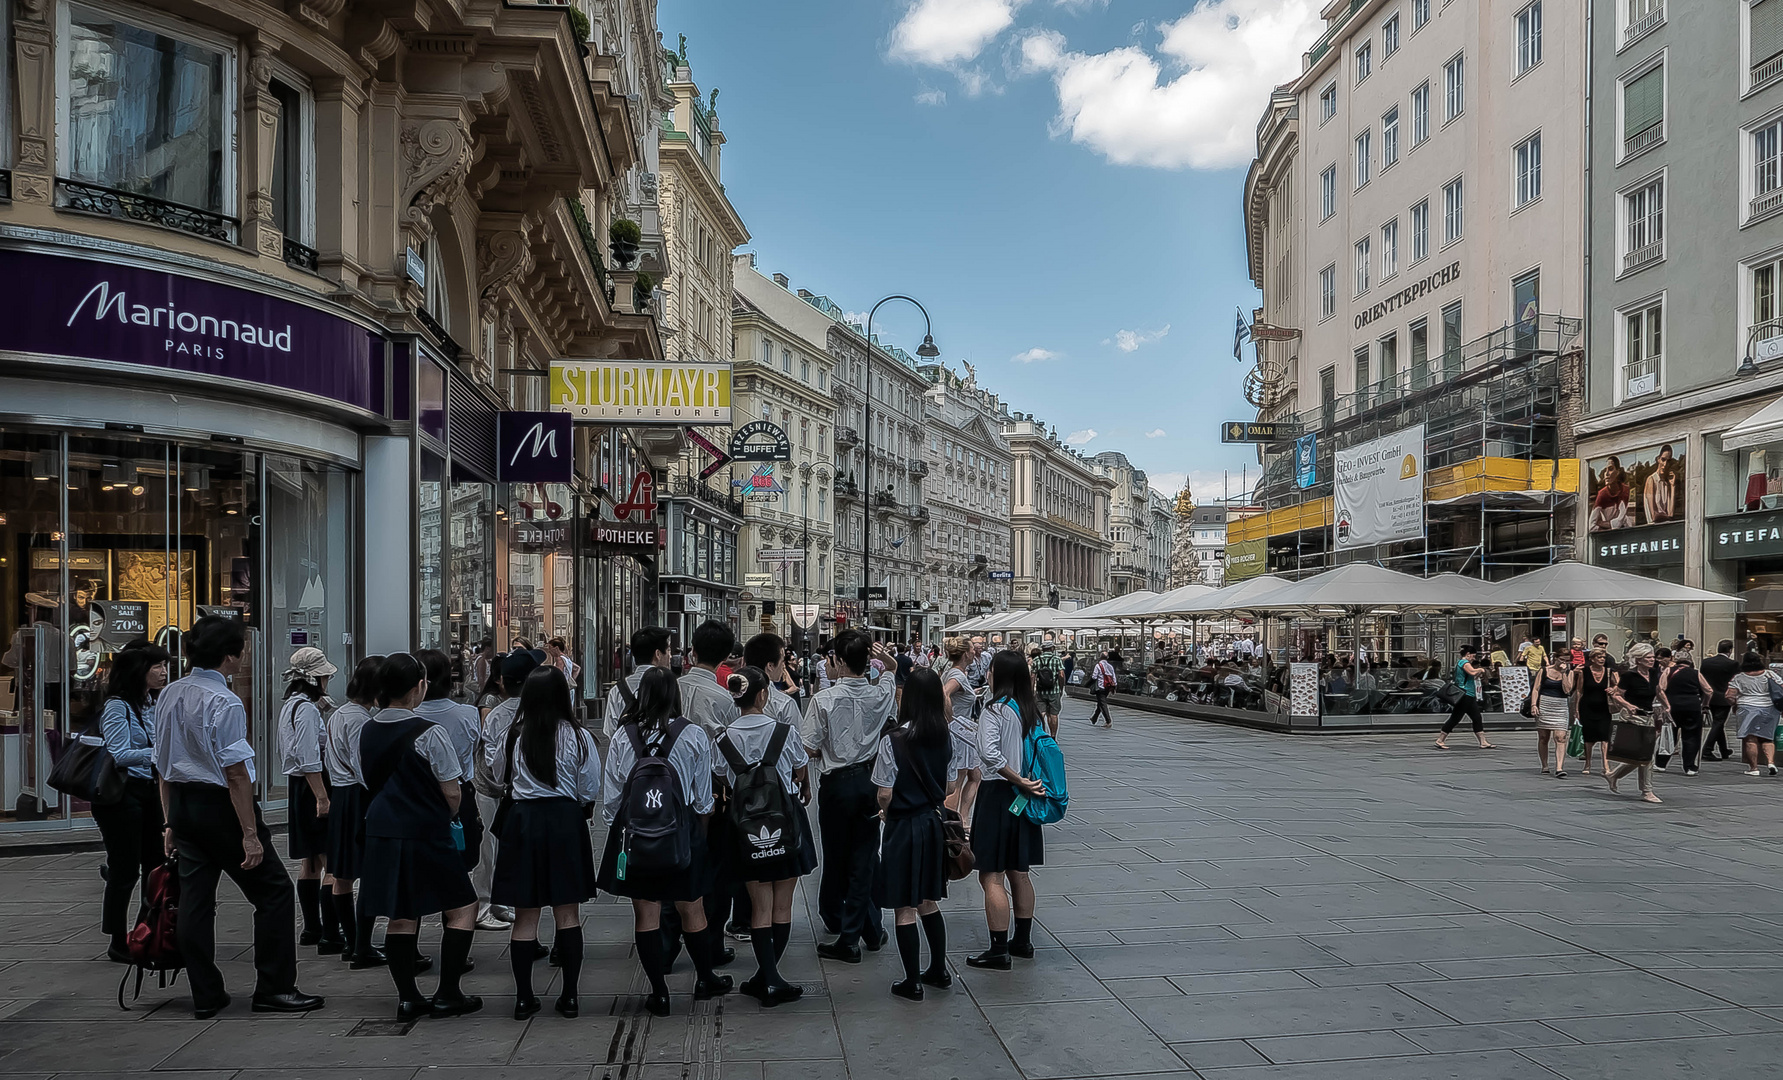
[1607,713,1658,765]
[1566,721,1585,760]
[1654,724,1677,768]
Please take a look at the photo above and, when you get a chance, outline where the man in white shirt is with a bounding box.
[804,631,897,962]
[156,615,323,1019]
[1088,651,1117,727]
[602,626,672,736]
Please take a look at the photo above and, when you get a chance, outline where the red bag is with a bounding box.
[118,859,183,1009]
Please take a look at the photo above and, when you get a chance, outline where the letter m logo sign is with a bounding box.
[498,412,573,483]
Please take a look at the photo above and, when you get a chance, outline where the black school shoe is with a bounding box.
[645,992,671,1017]
[193,995,231,1020]
[863,929,889,951]
[965,950,1011,970]
[514,996,542,1021]
[299,927,323,947]
[921,967,953,989]
[251,990,325,1014]
[429,994,483,1019]
[694,975,733,1000]
[891,978,924,1001]
[349,945,388,969]
[1008,941,1036,960]
[816,941,863,964]
[316,935,347,956]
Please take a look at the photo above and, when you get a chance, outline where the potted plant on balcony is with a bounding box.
[609,217,641,268]
[634,271,655,313]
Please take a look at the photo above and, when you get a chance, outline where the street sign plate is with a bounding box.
[745,573,774,588]
[987,570,1014,581]
[1221,420,1304,444]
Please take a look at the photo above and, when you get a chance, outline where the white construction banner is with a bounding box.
[1333,423,1426,551]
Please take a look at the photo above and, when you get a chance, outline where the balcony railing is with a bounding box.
[909,459,929,478]
[1756,52,1783,93]
[1753,187,1783,222]
[671,474,745,514]
[1625,123,1663,156]
[57,178,238,243]
[1625,4,1664,44]
[834,426,860,449]
[415,307,463,362]
[564,197,611,295]
[909,505,930,522]
[835,478,861,500]
[283,237,320,274]
[872,490,898,509]
[1306,0,1366,65]
[1624,242,1663,274]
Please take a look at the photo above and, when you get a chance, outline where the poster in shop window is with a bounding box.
[1586,443,1684,532]
[1333,424,1426,551]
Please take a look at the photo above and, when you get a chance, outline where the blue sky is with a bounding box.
[657,0,1323,501]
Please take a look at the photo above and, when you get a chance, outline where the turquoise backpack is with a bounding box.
[994,696,1069,824]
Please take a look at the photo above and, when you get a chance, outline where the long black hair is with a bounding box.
[346,655,384,707]
[633,665,682,734]
[104,642,171,712]
[898,667,949,750]
[516,666,575,789]
[376,653,427,708]
[283,677,325,702]
[989,648,1042,736]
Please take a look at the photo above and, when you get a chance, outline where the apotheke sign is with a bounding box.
[1355,261,1462,330]
[1590,521,1685,568]
[1712,509,1783,560]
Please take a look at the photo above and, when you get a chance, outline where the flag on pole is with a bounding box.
[1233,308,1251,361]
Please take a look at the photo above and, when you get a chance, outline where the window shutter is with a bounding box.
[1622,66,1664,139]
[1756,0,1783,66]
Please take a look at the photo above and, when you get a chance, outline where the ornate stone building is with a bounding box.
[918,364,1013,637]
[1004,417,1113,610]
[1091,451,1155,598]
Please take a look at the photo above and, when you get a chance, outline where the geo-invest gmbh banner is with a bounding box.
[1333,423,1426,551]
[550,361,731,422]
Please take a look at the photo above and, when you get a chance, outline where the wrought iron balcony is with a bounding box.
[909,459,929,478]
[1753,188,1783,223]
[671,474,745,514]
[909,505,930,522]
[835,478,861,501]
[57,178,238,243]
[1757,52,1783,93]
[834,426,860,449]
[872,490,898,509]
[283,237,320,274]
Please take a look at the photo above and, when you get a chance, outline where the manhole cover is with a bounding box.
[348,1018,416,1036]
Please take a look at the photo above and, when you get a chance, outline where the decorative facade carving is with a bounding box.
[400,119,475,227]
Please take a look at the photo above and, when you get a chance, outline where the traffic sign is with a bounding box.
[1221,420,1303,444]
[744,573,774,588]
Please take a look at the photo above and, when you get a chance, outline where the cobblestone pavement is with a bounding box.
[4,703,1782,1079]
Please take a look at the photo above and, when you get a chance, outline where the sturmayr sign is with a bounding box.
[0,249,376,409]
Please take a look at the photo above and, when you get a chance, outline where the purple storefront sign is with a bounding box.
[497,411,573,483]
[0,249,376,411]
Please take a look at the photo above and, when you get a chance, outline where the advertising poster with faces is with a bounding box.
[1587,443,1684,533]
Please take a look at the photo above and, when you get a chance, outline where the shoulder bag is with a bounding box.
[49,708,126,806]
[1607,709,1658,765]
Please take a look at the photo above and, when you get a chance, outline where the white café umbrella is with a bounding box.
[1237,563,1501,614]
[1127,584,1216,618]
[1482,560,1744,609]
[1170,575,1297,616]
[1071,591,1161,620]
[998,606,1113,633]
[945,615,987,633]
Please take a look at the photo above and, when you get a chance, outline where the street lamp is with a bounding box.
[862,295,939,640]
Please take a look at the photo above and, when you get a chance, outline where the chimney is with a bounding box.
[796,288,814,299]
[772,273,790,288]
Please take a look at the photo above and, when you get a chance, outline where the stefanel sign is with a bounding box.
[1589,521,1685,568]
[0,250,376,410]
[1712,509,1783,561]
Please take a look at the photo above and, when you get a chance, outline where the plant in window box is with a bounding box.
[609,217,641,268]
[634,271,656,313]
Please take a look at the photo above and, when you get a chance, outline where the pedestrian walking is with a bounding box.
[717,663,814,1007]
[358,652,481,1021]
[805,631,898,963]
[598,666,732,1017]
[1605,643,1665,804]
[1701,639,1740,761]
[1660,649,1713,776]
[415,649,488,927]
[279,647,341,954]
[968,649,1047,971]
[325,656,385,968]
[677,621,744,943]
[93,641,169,963]
[490,666,600,1020]
[1034,640,1065,737]
[1529,650,1573,777]
[1729,652,1783,776]
[872,666,954,1000]
[1434,645,1495,750]
[1086,651,1116,727]
[153,615,322,1019]
[937,637,982,829]
[1575,646,1617,775]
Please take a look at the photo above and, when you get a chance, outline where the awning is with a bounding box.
[1722,394,1783,452]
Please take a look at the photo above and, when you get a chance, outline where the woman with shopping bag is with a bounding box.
[1728,652,1783,777]
[1603,644,1666,804]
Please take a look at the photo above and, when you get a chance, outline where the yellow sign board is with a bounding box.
[549,361,732,423]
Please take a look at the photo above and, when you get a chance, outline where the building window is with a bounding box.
[1354,346,1371,402]
[1382,107,1400,169]
[59,3,235,220]
[1622,300,1663,399]
[1413,0,1431,30]
[1355,129,1372,189]
[1442,177,1465,245]
[1381,218,1400,279]
[800,358,810,381]
[1355,41,1373,84]
[1626,0,1664,45]
[1444,54,1465,122]
[1354,237,1371,295]
[1752,118,1783,220]
[1622,62,1664,158]
[1320,81,1337,123]
[1442,301,1464,378]
[761,336,773,363]
[1410,317,1430,386]
[1411,81,1431,146]
[1623,176,1665,273]
[782,348,793,372]
[1514,133,1542,208]
[1379,333,1399,391]
[1319,263,1337,320]
[1383,13,1401,57]
[1320,164,1337,220]
[1410,198,1430,262]
[1754,259,1783,356]
[267,78,314,245]
[1516,2,1543,76]
[1753,0,1783,89]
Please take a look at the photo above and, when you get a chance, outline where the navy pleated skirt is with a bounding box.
[324,783,366,880]
[874,808,947,908]
[286,775,331,861]
[971,778,1044,874]
[598,817,712,904]
[491,797,597,909]
[359,833,477,921]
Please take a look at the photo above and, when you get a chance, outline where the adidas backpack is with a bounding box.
[118,858,183,1009]
[618,720,694,877]
[718,723,795,867]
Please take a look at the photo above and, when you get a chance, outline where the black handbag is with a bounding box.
[1435,682,1465,707]
[1607,712,1658,765]
[50,722,125,806]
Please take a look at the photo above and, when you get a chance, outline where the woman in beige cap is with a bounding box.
[280,646,341,953]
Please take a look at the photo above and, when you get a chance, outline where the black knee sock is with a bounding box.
[988,929,1009,957]
[750,926,783,987]
[686,925,719,981]
[320,883,341,936]
[895,923,921,982]
[511,939,536,1001]
[332,892,356,954]
[556,926,583,1001]
[296,878,321,934]
[357,911,380,953]
[920,911,947,974]
[635,931,669,997]
[438,927,474,999]
[1012,917,1033,950]
[772,921,791,961]
[387,932,422,1002]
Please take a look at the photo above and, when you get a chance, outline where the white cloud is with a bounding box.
[914,87,947,106]
[1064,428,1098,446]
[1055,0,1111,10]
[1150,471,1188,496]
[1145,428,1166,438]
[890,0,1030,67]
[1110,324,1170,352]
[1011,347,1059,363]
[1018,0,1323,170]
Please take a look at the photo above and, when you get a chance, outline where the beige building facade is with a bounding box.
[919,365,1014,635]
[1004,417,1113,610]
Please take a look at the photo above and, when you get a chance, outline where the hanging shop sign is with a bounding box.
[1333,423,1426,551]
[549,361,732,422]
[1586,443,1685,533]
[1225,537,1267,582]
[510,520,571,552]
[1295,432,1318,489]
[1711,508,1783,561]
[988,570,1014,581]
[496,411,573,483]
[591,520,660,553]
[1221,421,1303,444]
[734,464,785,503]
[0,250,376,410]
[758,548,806,563]
[729,420,792,462]
[1589,521,1685,569]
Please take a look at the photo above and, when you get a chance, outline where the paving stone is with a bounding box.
[1243,1029,1426,1063]
[1128,986,1451,1043]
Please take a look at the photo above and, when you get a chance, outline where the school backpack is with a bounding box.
[717,723,795,868]
[118,858,183,1010]
[1021,725,1069,825]
[618,720,693,876]
[1034,655,1059,694]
